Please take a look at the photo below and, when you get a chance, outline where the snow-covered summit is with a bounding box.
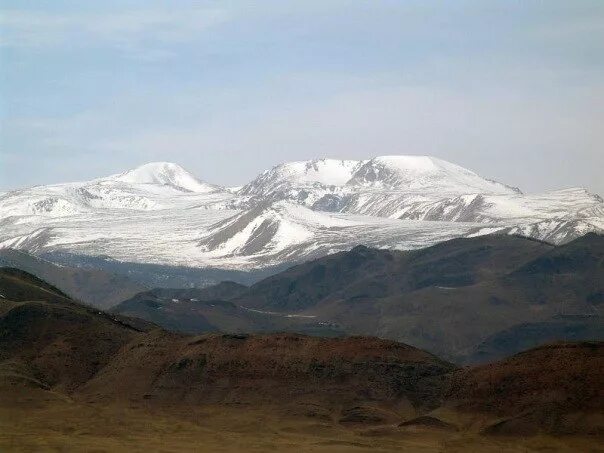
[110,162,219,193]
[0,154,602,269]
[239,159,364,197]
[239,155,520,201]
[347,156,520,194]
[0,162,230,217]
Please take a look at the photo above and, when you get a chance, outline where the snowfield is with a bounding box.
[1,157,602,269]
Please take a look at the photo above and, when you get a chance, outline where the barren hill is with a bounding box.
[1,267,602,446]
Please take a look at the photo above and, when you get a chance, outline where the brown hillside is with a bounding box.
[2,267,603,448]
[445,342,604,435]
[79,332,454,410]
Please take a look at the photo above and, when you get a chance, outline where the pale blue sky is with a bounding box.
[1,1,603,194]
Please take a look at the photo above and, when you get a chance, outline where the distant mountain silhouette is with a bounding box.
[0,248,145,309]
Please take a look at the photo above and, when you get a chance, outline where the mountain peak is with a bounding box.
[347,155,519,194]
[371,155,441,171]
[239,159,364,198]
[112,162,218,193]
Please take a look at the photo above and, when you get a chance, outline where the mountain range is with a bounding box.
[1,190,602,449]
[1,156,602,271]
[113,232,604,363]
[1,266,601,450]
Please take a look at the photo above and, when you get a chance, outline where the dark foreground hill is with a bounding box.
[0,268,451,411]
[114,233,604,363]
[445,341,603,436]
[1,267,602,451]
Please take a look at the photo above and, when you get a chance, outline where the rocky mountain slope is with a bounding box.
[1,156,602,270]
[114,233,604,362]
[1,268,602,441]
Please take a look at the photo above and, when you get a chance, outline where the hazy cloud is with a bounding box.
[0,8,230,58]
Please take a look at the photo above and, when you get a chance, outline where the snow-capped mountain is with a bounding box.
[219,156,521,213]
[110,161,220,193]
[0,157,602,270]
[0,162,229,217]
[346,156,520,193]
[231,159,364,209]
[240,159,364,196]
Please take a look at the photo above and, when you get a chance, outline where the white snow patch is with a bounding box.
[241,306,317,318]
[110,162,218,193]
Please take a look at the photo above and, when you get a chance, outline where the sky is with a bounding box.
[1,0,603,195]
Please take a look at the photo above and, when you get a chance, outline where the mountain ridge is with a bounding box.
[1,155,602,270]
[112,233,604,362]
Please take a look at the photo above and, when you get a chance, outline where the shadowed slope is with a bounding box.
[0,268,453,412]
[224,234,602,361]
[0,248,146,309]
[445,342,604,435]
[0,268,146,392]
[107,234,603,361]
[236,234,553,312]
